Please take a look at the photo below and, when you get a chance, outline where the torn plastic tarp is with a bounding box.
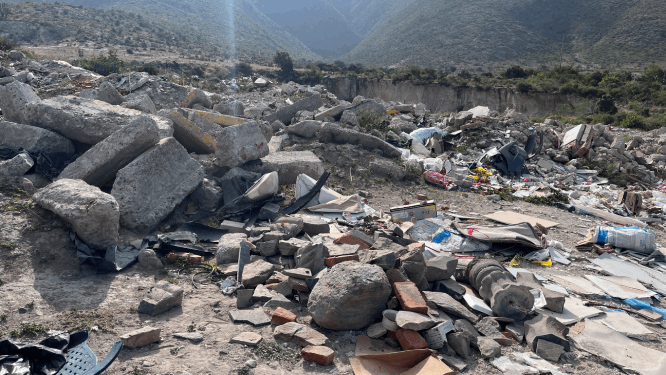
[0,148,77,179]
[176,222,227,242]
[452,222,546,250]
[218,172,279,217]
[71,232,140,273]
[295,173,343,209]
[153,231,215,256]
[0,332,70,375]
[282,171,330,215]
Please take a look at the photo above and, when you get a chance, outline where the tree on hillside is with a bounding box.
[274,51,293,80]
[644,64,665,84]
[0,3,10,21]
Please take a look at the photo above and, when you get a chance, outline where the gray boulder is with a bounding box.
[79,81,126,105]
[340,110,360,127]
[138,281,184,316]
[22,96,144,144]
[263,94,323,124]
[58,115,161,187]
[315,105,348,121]
[122,94,156,114]
[346,99,386,116]
[8,50,25,61]
[241,259,275,288]
[0,121,75,155]
[138,249,163,269]
[308,262,391,330]
[0,153,33,177]
[33,179,119,249]
[191,178,223,211]
[0,81,41,124]
[214,122,269,168]
[216,233,248,264]
[111,137,204,233]
[285,120,322,139]
[318,123,401,158]
[213,101,244,117]
[182,88,212,109]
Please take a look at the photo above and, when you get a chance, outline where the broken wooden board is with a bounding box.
[484,211,559,228]
[572,320,666,375]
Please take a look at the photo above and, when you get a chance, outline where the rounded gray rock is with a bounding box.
[216,233,248,264]
[307,262,391,330]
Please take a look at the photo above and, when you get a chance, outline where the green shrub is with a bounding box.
[620,112,645,129]
[79,51,124,76]
[137,64,159,75]
[0,37,17,51]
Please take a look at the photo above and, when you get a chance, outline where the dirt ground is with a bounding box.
[2,156,666,375]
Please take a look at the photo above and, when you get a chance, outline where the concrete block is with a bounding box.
[79,81,125,105]
[244,151,324,185]
[59,115,161,186]
[120,327,161,349]
[33,179,119,249]
[169,112,217,154]
[318,123,401,158]
[0,120,75,155]
[263,94,323,124]
[182,88,212,109]
[111,137,204,233]
[138,281,184,316]
[0,153,33,176]
[214,122,269,168]
[0,81,41,124]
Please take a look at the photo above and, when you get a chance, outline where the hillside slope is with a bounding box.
[343,0,666,69]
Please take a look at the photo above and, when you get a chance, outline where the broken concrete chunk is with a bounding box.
[0,120,75,155]
[169,112,217,154]
[173,332,204,343]
[425,255,458,282]
[422,291,479,323]
[257,240,278,257]
[138,249,163,269]
[395,311,436,331]
[182,88,212,109]
[271,217,304,239]
[59,115,161,186]
[79,81,126,105]
[216,233,248,264]
[0,81,41,124]
[524,314,570,352]
[308,262,391,330]
[318,123,402,158]
[346,99,386,116]
[111,137,204,233]
[273,322,328,347]
[244,151,324,185]
[535,339,563,362]
[213,101,244,117]
[229,308,271,326]
[241,260,275,288]
[230,332,263,346]
[263,94,323,124]
[33,179,119,249]
[285,120,322,138]
[138,281,184,316]
[446,332,471,358]
[367,323,388,339]
[122,93,156,114]
[214,122,269,168]
[252,284,276,302]
[0,153,33,176]
[278,238,310,256]
[478,337,502,359]
[295,243,329,275]
[283,268,313,279]
[23,96,144,144]
[120,327,161,349]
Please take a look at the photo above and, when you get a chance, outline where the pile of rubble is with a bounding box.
[4,54,666,374]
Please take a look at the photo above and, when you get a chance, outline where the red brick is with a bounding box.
[394,281,428,314]
[333,234,370,249]
[301,345,335,365]
[325,254,360,267]
[271,307,297,325]
[396,329,428,350]
[386,330,398,340]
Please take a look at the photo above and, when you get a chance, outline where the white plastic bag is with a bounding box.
[409,127,445,144]
[423,158,443,172]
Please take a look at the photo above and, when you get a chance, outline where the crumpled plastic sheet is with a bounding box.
[0,148,77,179]
[71,232,140,273]
[0,332,70,375]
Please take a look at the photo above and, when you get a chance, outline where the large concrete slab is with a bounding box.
[168,112,217,154]
[111,137,204,233]
[33,179,119,249]
[59,115,162,186]
[318,123,401,158]
[263,94,323,124]
[243,151,324,185]
[0,120,75,155]
[0,81,41,124]
[22,96,144,144]
[214,122,269,168]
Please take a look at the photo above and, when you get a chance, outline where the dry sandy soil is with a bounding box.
[1,158,666,375]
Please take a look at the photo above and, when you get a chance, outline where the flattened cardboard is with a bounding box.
[484,211,559,228]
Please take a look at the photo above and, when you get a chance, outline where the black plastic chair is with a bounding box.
[56,330,123,375]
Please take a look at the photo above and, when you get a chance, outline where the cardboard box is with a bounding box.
[390,201,437,223]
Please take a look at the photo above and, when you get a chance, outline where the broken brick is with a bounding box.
[271,307,297,325]
[395,329,428,350]
[325,254,360,267]
[394,281,428,314]
[301,345,335,366]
